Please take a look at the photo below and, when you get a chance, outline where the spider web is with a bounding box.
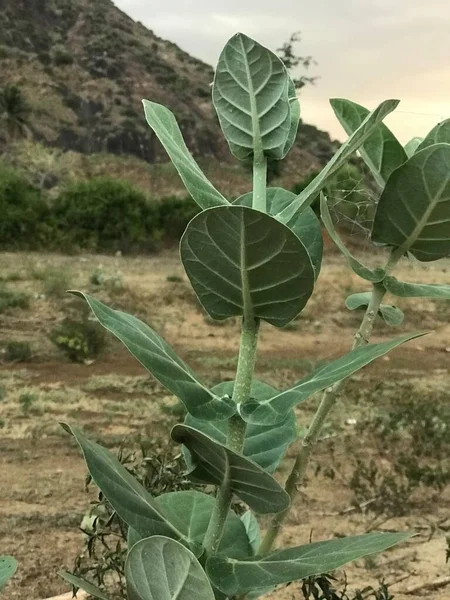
[324,165,380,257]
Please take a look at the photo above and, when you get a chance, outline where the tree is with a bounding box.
[0,84,31,141]
[277,31,318,90]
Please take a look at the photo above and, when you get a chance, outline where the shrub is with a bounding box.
[0,286,30,313]
[49,318,106,363]
[4,341,32,362]
[41,267,71,299]
[155,196,199,241]
[52,44,74,66]
[0,164,51,249]
[49,33,450,600]
[52,178,161,253]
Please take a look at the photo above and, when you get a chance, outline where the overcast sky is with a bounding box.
[115,0,450,142]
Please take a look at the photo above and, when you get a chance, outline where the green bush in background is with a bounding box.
[52,178,160,253]
[0,165,51,248]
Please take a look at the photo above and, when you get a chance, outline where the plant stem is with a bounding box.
[203,317,260,555]
[259,251,402,554]
[252,152,267,212]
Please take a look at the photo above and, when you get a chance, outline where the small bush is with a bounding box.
[156,196,199,241]
[0,164,51,249]
[0,286,30,313]
[49,318,105,363]
[19,392,37,415]
[52,44,74,66]
[41,267,71,298]
[53,178,161,253]
[4,341,32,362]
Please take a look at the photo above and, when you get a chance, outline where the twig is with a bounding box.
[400,576,450,595]
[42,592,88,600]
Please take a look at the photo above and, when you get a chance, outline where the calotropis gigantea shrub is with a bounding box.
[59,33,450,600]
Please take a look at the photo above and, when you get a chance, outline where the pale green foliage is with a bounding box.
[0,556,17,590]
[330,98,407,186]
[180,205,315,325]
[60,32,450,600]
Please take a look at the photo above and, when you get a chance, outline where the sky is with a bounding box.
[114,0,450,142]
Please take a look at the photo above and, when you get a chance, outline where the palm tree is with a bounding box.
[0,84,31,141]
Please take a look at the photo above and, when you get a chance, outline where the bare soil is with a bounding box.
[0,249,449,600]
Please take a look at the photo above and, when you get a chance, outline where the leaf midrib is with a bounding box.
[239,36,263,158]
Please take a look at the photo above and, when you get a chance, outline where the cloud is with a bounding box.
[113,0,450,141]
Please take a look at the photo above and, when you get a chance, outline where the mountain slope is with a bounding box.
[0,0,337,172]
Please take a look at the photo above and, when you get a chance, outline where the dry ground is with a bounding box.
[0,247,449,600]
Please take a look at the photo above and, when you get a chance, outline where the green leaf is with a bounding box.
[142,101,228,210]
[206,532,412,596]
[417,118,450,151]
[320,194,385,282]
[234,188,323,280]
[281,77,301,158]
[345,292,404,326]
[71,293,234,421]
[59,572,110,600]
[171,424,290,514]
[240,331,427,425]
[241,512,261,555]
[126,536,215,600]
[62,425,199,554]
[186,381,297,473]
[156,491,252,559]
[277,99,400,222]
[383,275,450,299]
[330,98,407,186]
[0,556,17,589]
[404,136,423,158]
[372,143,450,262]
[180,206,315,327]
[213,33,291,160]
[127,527,141,550]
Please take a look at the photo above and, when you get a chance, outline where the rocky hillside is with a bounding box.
[0,0,337,172]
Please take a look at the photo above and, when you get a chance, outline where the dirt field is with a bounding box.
[1,247,449,600]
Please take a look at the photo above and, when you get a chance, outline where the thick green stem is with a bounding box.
[203,317,260,555]
[259,250,402,554]
[252,152,267,212]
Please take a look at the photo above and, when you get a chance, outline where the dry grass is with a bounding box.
[0,248,449,600]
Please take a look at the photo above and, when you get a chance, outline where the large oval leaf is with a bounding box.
[71,293,235,421]
[142,101,228,210]
[0,556,17,590]
[330,98,407,186]
[234,188,323,279]
[152,491,252,559]
[126,536,215,600]
[240,331,427,425]
[213,33,290,160]
[186,380,297,473]
[206,531,412,596]
[62,425,200,555]
[277,99,400,222]
[281,76,301,158]
[372,144,450,261]
[180,205,314,327]
[404,136,423,157]
[171,425,290,514]
[241,511,261,555]
[417,118,450,152]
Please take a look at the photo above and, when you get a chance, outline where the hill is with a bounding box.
[0,0,337,178]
